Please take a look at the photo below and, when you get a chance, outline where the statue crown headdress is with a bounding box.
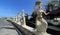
[34,0,42,10]
[35,0,42,6]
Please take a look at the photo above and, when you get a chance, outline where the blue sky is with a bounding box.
[0,0,48,18]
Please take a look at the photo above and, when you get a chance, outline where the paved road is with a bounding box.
[0,19,21,35]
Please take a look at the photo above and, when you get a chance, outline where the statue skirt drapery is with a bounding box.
[36,18,48,33]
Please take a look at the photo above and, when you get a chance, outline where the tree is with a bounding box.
[46,0,60,13]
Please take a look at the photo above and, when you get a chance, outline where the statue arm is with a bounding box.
[41,10,49,15]
[43,12,49,15]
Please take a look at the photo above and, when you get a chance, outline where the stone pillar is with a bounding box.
[22,9,26,26]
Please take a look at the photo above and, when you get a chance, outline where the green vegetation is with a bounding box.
[46,0,60,13]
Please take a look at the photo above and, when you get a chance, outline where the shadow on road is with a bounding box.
[1,27,16,30]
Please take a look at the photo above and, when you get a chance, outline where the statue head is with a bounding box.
[34,0,42,10]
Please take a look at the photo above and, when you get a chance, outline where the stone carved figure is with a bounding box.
[22,9,26,26]
[34,0,49,35]
[17,12,21,25]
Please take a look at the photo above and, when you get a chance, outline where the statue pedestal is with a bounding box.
[22,22,26,26]
[17,21,21,25]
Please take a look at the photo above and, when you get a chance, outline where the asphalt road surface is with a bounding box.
[0,19,22,35]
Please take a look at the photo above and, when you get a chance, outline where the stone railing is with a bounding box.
[8,9,51,35]
[10,14,50,35]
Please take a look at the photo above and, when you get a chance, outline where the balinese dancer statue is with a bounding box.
[33,0,50,35]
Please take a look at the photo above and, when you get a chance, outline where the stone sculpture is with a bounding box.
[22,9,26,26]
[34,0,49,35]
